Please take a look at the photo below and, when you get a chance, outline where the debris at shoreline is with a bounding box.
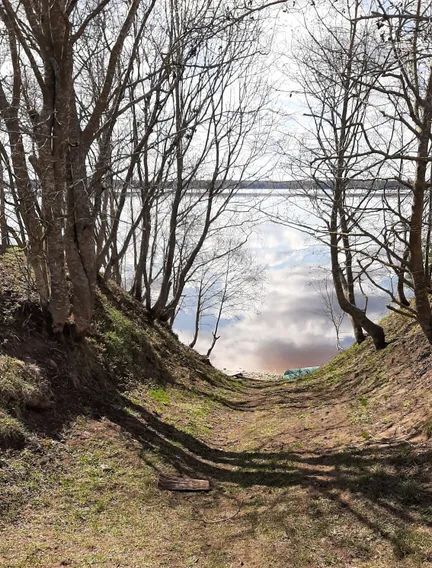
[228,370,284,381]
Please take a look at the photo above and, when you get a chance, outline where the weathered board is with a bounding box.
[158,475,211,491]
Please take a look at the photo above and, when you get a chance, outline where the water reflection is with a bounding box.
[175,196,389,373]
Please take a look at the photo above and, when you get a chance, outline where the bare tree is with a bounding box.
[284,0,386,348]
[181,239,264,357]
[95,0,270,324]
[0,0,158,335]
[314,274,346,351]
[354,0,432,342]
[0,0,308,349]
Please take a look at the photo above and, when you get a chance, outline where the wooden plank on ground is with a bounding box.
[158,475,211,491]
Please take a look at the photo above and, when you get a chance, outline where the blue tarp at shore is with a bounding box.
[283,367,319,381]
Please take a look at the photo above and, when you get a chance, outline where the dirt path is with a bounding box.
[1,374,432,568]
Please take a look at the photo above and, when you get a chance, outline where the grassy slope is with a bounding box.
[1,248,432,567]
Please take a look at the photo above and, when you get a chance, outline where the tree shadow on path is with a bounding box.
[104,394,432,560]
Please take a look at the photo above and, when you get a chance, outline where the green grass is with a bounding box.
[95,298,169,390]
[147,386,170,405]
[312,342,362,385]
[102,303,146,366]
[179,395,214,436]
[0,417,205,567]
[144,385,215,436]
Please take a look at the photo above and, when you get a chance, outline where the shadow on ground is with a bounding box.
[101,389,432,561]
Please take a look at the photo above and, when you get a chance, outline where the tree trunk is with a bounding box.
[408,135,432,342]
[0,111,49,304]
[352,319,366,344]
[331,242,386,349]
[66,144,96,336]
[0,161,9,253]
[397,247,410,307]
[339,211,366,345]
[189,282,203,349]
[330,197,386,350]
[40,161,70,334]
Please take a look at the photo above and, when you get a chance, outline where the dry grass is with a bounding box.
[0,355,52,447]
[1,359,432,567]
[0,356,51,411]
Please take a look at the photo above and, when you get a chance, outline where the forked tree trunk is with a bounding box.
[43,7,95,337]
[331,238,386,349]
[331,194,386,350]
[326,8,374,347]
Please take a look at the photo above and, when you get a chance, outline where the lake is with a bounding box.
[121,192,388,373]
[170,192,391,373]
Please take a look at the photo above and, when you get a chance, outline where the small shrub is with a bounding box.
[358,396,368,408]
[0,411,27,448]
[0,355,52,412]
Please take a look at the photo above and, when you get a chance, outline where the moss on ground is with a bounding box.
[99,300,152,376]
[147,386,170,405]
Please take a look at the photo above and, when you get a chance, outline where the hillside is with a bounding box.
[0,249,432,568]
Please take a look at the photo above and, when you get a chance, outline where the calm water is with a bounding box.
[123,192,390,373]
